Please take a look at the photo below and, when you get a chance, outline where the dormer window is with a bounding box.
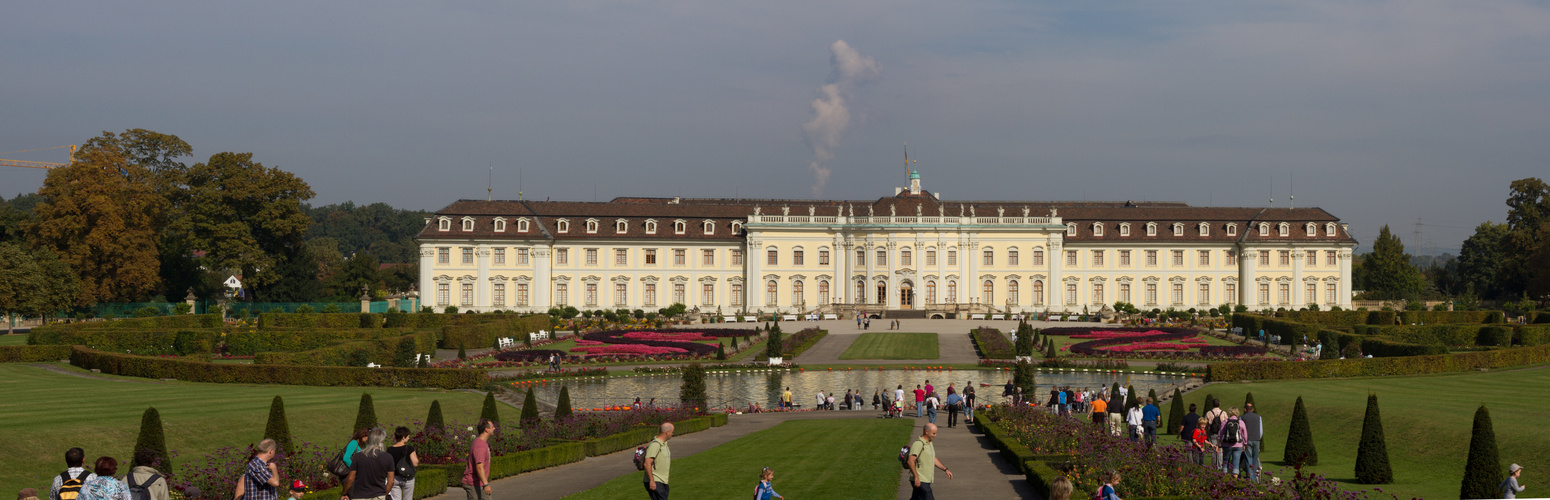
[731,221,743,234]
[494,218,507,232]
[1092,222,1104,237]
[703,220,715,235]
[438,217,451,232]
[1199,222,1210,237]
[645,219,658,234]
[1119,223,1131,237]
[1278,222,1290,237]
[1227,223,1237,236]
[517,218,530,232]
[586,219,599,233]
[557,219,570,233]
[674,220,687,234]
[1146,222,1158,236]
[1259,223,1270,236]
[1326,222,1337,236]
[1306,222,1317,237]
[1172,223,1184,236]
[461,217,475,232]
[1066,223,1077,236]
[616,219,628,234]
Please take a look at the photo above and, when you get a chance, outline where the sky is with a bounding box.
[4,1,1549,254]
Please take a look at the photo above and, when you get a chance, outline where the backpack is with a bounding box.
[1220,419,1241,447]
[1093,484,1116,500]
[1207,411,1224,435]
[127,473,160,500]
[394,448,417,479]
[57,471,91,500]
[633,445,649,471]
[898,444,912,469]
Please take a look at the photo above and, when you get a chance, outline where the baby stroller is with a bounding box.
[885,399,904,418]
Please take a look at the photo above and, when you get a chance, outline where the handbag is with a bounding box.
[326,448,351,478]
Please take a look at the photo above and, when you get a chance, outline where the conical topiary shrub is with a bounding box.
[1147,388,1157,403]
[263,396,292,453]
[1354,394,1393,484]
[1284,396,1317,466]
[1013,360,1037,399]
[133,407,171,473]
[555,386,573,420]
[1244,392,1256,409]
[1460,405,1503,499]
[426,400,445,429]
[480,391,501,423]
[1111,383,1121,405]
[457,343,467,360]
[715,341,726,360]
[680,363,708,411]
[766,325,784,359]
[1167,388,1185,439]
[1127,386,1139,409]
[519,387,540,428]
[353,393,378,432]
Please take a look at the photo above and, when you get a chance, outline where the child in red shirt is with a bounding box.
[1191,419,1217,466]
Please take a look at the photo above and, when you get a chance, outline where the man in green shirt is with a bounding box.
[642,422,674,499]
[907,423,953,499]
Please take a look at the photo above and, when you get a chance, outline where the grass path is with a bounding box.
[0,333,27,346]
[1174,367,1550,499]
[0,363,487,493]
[563,418,914,499]
[840,332,940,360]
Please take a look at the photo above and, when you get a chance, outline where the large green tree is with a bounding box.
[27,147,165,305]
[1359,225,1424,300]
[179,152,314,300]
[79,130,202,300]
[0,244,78,332]
[1502,178,1550,298]
[1455,222,1509,299]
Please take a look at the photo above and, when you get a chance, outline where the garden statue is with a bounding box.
[916,204,922,216]
[782,206,789,216]
[997,207,1004,217]
[754,206,761,216]
[809,206,815,216]
[938,204,945,217]
[1023,206,1030,217]
[869,205,874,217]
[890,204,896,217]
[970,206,976,217]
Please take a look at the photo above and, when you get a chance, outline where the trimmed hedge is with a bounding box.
[781,328,828,358]
[61,314,223,330]
[259,313,383,329]
[1207,343,1550,381]
[0,345,74,362]
[385,313,452,329]
[70,347,485,388]
[1274,310,1503,327]
[1516,325,1550,346]
[225,328,421,356]
[978,417,1056,499]
[972,328,1015,359]
[440,314,551,349]
[254,331,438,367]
[28,328,222,355]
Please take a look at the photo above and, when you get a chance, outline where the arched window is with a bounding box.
[517,218,529,232]
[792,280,804,305]
[1033,280,1044,305]
[1119,223,1131,237]
[1146,222,1158,236]
[947,281,958,303]
[674,220,687,234]
[494,218,506,232]
[1259,223,1270,236]
[926,281,936,304]
[818,280,829,304]
[1092,223,1104,237]
[855,280,866,304]
[766,280,778,306]
[616,220,628,234]
[875,282,887,305]
[1226,223,1237,236]
[704,220,715,235]
[1278,222,1290,237]
[556,219,569,233]
[1326,222,1338,236]
[1306,222,1317,236]
[1008,280,1019,304]
[1066,223,1077,236]
[1172,223,1184,236]
[1199,222,1210,237]
[438,217,451,231]
[731,221,743,234]
[462,218,475,231]
[1032,248,1044,266]
[645,220,657,234]
[982,280,994,303]
[585,220,599,233]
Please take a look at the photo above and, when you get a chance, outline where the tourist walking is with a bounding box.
[77,457,127,500]
[462,420,496,500]
[1239,403,1263,481]
[1216,408,1248,477]
[1179,404,1200,442]
[1189,419,1215,466]
[387,427,420,500]
[1141,398,1160,445]
[924,393,940,424]
[913,385,925,417]
[964,383,977,423]
[1095,470,1122,500]
[1090,395,1108,427]
[1202,400,1227,470]
[752,467,784,500]
[341,429,369,468]
[924,380,934,398]
[1002,379,1015,403]
[1107,392,1125,437]
[873,390,882,410]
[342,429,394,500]
[1125,401,1144,442]
[127,449,169,500]
[51,448,97,500]
[944,392,962,428]
[238,440,280,500]
[642,423,674,500]
[906,424,954,500]
[1503,463,1527,498]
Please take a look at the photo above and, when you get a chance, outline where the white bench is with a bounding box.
[1053,315,1065,321]
[724,316,738,323]
[782,315,798,321]
[497,337,514,348]
[528,330,550,341]
[823,314,838,320]
[991,314,1005,320]
[745,317,759,322]
[970,314,986,320]
[1009,314,1022,321]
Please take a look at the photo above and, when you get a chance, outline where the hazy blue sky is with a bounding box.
[4,1,1549,253]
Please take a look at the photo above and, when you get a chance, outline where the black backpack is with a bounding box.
[1207,411,1224,435]
[394,448,417,480]
[1221,419,1241,447]
[127,473,160,500]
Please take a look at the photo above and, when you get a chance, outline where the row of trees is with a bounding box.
[1355,178,1550,308]
[0,129,433,314]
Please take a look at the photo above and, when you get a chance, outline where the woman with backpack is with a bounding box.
[77,457,128,500]
[387,427,419,500]
[341,429,395,500]
[126,449,168,500]
[1217,408,1249,477]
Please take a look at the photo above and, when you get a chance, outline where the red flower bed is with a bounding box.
[570,345,690,356]
[622,331,716,341]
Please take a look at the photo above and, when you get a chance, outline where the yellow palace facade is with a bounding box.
[416,172,1356,316]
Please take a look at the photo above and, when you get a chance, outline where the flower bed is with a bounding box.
[632,363,802,374]
[972,327,1016,359]
[780,328,827,357]
[1043,327,1268,360]
[580,330,719,357]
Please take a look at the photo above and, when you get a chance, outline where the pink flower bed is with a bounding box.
[621,331,715,341]
[1071,330,1171,339]
[574,340,606,346]
[570,345,690,356]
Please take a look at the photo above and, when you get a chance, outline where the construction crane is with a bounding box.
[0,145,75,170]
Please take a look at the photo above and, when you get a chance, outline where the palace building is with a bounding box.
[415,171,1356,316]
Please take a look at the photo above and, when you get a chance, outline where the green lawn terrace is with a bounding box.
[839,332,941,360]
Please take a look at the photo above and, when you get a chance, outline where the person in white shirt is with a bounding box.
[924,394,941,424]
[815,391,825,410]
[1126,403,1144,442]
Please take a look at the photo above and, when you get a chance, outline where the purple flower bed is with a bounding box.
[172,440,337,499]
[972,327,1015,359]
[582,330,719,356]
[1045,327,1268,359]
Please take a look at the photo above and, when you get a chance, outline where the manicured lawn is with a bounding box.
[840,332,940,360]
[1171,367,1550,499]
[564,418,914,499]
[0,333,28,346]
[0,363,488,492]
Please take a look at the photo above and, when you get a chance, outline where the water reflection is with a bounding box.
[524,369,1190,410]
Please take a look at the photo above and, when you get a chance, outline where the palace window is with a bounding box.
[1226,283,1236,303]
[704,283,716,306]
[645,220,657,234]
[768,249,778,266]
[1198,250,1210,266]
[1306,223,1317,237]
[1066,283,1077,306]
[1009,280,1020,304]
[516,248,529,265]
[1090,283,1102,305]
[585,248,598,265]
[926,249,936,266]
[856,280,867,303]
[947,281,957,302]
[675,249,686,266]
[766,280,779,306]
[462,218,475,232]
[585,283,598,306]
[1007,248,1018,266]
[926,281,936,304]
[1145,250,1158,267]
[1327,223,1338,236]
[438,247,449,264]
[1259,223,1270,236]
[1259,251,1270,266]
[615,248,627,265]
[555,248,568,265]
[982,280,994,304]
[1279,223,1290,237]
[493,283,505,306]
[1278,283,1290,304]
[703,249,715,266]
[1066,223,1077,236]
[494,248,506,265]
[1119,223,1131,237]
[1326,283,1337,304]
[1306,283,1317,305]
[674,220,687,234]
[616,220,628,234]
[644,283,657,307]
[1032,248,1044,266]
[516,283,528,307]
[983,249,994,266]
[855,249,865,266]
[1226,223,1237,236]
[819,249,830,266]
[876,282,887,305]
[791,280,803,305]
[461,283,474,306]
[1279,250,1290,266]
[1092,250,1103,267]
[731,249,743,265]
[1092,223,1104,237]
[877,249,887,266]
[793,248,805,266]
[1119,283,1131,303]
[731,221,742,234]
[1258,283,1270,304]
[557,219,569,233]
[1145,283,1158,305]
[704,220,715,235]
[1172,283,1184,305]
[1199,283,1210,304]
[731,283,742,306]
[1226,250,1236,266]
[819,280,829,304]
[1199,222,1210,237]
[645,249,657,265]
[585,220,598,233]
[1146,222,1158,236]
[1172,250,1184,266]
[436,283,449,306]
[1172,223,1184,236]
[673,283,685,304]
[1066,250,1077,266]
[1327,250,1337,266]
[1306,251,1317,266]
[494,219,506,232]
[1119,250,1130,267]
[901,248,912,266]
[1033,280,1044,305]
[462,247,474,264]
[438,218,451,231]
[517,218,529,232]
[555,283,567,306]
[947,249,957,266]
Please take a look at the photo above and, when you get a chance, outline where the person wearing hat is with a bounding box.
[288,481,307,500]
[1502,463,1527,499]
[18,488,40,500]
